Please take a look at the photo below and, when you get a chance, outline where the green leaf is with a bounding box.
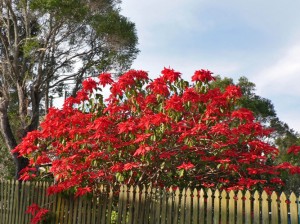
[116,172,124,182]
[187,101,191,108]
[22,39,40,58]
[150,134,157,141]
[177,169,184,177]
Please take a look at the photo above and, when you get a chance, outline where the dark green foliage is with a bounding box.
[0,143,15,179]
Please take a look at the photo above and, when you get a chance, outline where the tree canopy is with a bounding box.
[14,68,300,196]
[0,0,139,177]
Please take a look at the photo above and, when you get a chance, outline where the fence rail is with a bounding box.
[0,180,299,224]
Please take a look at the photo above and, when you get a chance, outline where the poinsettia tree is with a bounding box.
[13,68,300,196]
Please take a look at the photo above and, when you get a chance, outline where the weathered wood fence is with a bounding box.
[0,180,299,223]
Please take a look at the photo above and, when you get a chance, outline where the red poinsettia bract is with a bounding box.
[26,203,49,224]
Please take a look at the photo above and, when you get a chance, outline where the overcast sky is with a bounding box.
[120,0,300,132]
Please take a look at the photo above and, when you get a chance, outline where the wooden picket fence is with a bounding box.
[0,180,299,224]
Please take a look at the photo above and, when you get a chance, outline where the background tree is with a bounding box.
[0,0,138,178]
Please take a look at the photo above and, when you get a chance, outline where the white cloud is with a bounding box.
[252,42,300,131]
[254,43,300,96]
[121,1,213,47]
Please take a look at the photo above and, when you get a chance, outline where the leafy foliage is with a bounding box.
[0,143,15,179]
[14,68,300,196]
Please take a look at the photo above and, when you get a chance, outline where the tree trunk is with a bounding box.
[25,86,41,133]
[0,96,29,179]
[45,81,49,114]
[16,82,28,137]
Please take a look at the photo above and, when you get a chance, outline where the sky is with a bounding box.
[120,0,300,132]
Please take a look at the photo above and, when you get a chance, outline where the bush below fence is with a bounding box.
[0,180,299,224]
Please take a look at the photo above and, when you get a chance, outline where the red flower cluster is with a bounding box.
[13,68,300,198]
[98,73,114,87]
[82,78,97,93]
[177,162,195,171]
[161,67,181,82]
[192,69,215,82]
[287,145,300,155]
[26,203,49,224]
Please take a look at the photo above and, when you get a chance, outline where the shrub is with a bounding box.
[14,68,300,196]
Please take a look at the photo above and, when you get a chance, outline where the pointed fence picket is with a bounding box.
[0,180,299,224]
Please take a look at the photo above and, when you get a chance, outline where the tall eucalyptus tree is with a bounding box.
[0,0,138,178]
